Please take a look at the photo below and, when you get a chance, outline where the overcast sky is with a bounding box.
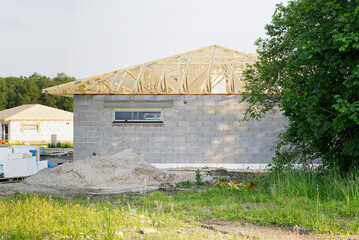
[0,0,287,79]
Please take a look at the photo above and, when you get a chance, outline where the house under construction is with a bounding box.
[44,45,286,169]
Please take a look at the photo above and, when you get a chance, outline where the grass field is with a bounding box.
[1,169,359,239]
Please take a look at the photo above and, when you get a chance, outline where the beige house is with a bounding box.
[0,104,73,144]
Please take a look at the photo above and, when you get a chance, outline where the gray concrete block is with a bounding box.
[185,148,199,153]
[73,95,284,164]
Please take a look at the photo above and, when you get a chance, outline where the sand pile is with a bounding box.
[26,149,177,188]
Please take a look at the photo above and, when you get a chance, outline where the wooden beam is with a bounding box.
[133,64,144,93]
[204,46,216,93]
[233,72,245,92]
[166,76,179,91]
[127,71,137,81]
[109,71,119,93]
[179,51,192,93]
[100,80,111,92]
[156,58,168,93]
[212,75,225,89]
[230,50,236,93]
[189,68,207,85]
[114,71,127,92]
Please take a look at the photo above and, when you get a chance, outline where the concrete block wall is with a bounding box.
[73,95,287,165]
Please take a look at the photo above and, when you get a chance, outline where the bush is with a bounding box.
[47,142,73,148]
[241,0,359,173]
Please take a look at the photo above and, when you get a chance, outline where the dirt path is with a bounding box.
[201,220,357,240]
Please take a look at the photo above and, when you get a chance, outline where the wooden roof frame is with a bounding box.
[43,45,257,97]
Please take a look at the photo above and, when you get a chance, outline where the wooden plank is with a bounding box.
[156,58,169,93]
[179,51,192,93]
[189,68,207,85]
[109,70,119,93]
[212,75,225,89]
[233,73,245,92]
[230,50,236,93]
[114,71,127,92]
[0,176,28,183]
[132,64,145,93]
[204,46,216,93]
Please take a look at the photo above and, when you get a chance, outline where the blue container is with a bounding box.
[0,165,3,178]
[29,150,36,157]
[48,161,54,168]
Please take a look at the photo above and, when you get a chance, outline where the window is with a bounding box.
[112,109,163,123]
[23,125,38,130]
[20,122,40,133]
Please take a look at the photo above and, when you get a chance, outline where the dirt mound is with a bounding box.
[26,149,177,188]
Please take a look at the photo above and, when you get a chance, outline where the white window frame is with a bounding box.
[112,109,164,123]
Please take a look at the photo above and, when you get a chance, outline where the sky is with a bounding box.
[0,0,287,79]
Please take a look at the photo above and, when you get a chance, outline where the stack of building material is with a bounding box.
[0,146,48,178]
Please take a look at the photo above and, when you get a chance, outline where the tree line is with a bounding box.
[0,73,74,112]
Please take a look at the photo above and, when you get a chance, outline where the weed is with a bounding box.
[178,181,191,188]
[195,169,205,186]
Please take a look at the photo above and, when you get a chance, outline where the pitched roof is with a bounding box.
[43,45,257,96]
[0,104,73,121]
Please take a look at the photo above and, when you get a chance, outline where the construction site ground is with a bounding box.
[0,157,260,196]
[1,174,354,239]
[1,151,358,239]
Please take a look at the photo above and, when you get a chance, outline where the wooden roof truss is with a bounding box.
[43,45,257,96]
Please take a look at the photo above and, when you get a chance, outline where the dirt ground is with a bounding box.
[40,155,73,166]
[0,153,218,196]
[0,156,357,240]
[199,219,358,240]
[0,170,211,196]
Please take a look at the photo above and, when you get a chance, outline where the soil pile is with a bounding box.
[26,149,177,188]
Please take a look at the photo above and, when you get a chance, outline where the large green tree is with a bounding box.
[242,0,359,172]
[0,73,75,112]
[0,78,7,110]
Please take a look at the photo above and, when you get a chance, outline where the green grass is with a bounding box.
[47,142,73,148]
[120,170,359,235]
[0,170,359,238]
[0,194,227,239]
